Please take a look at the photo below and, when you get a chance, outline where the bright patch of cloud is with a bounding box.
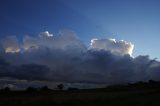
[90,38,134,56]
[1,36,20,53]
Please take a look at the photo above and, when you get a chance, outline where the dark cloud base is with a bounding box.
[0,50,159,84]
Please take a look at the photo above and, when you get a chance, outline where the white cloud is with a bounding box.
[90,38,134,56]
[39,31,53,37]
[22,30,85,52]
[1,31,134,56]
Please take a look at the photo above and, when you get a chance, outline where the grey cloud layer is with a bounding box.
[0,31,159,84]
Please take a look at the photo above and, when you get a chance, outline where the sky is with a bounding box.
[0,0,160,59]
[0,0,160,89]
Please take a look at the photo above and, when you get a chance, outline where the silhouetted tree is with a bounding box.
[40,86,50,91]
[57,84,64,90]
[4,87,10,92]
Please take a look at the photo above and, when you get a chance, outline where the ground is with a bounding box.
[0,83,160,106]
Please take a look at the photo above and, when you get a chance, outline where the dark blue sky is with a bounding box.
[0,0,160,59]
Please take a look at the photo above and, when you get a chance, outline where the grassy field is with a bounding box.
[0,83,160,106]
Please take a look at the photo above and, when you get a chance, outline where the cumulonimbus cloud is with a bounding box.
[0,30,159,87]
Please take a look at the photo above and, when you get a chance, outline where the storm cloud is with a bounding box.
[0,30,160,86]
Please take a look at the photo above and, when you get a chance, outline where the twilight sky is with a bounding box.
[0,0,160,59]
[0,0,160,89]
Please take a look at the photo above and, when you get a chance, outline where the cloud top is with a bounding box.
[91,38,134,56]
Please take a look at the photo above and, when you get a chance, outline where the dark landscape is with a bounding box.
[0,80,160,106]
